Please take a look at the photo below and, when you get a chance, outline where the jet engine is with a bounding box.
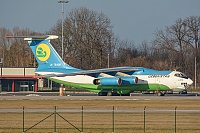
[121,76,138,85]
[93,77,122,85]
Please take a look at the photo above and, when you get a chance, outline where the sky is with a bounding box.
[0,0,200,44]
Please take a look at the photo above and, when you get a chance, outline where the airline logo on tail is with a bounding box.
[36,43,51,61]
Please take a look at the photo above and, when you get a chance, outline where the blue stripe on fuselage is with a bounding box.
[133,68,171,75]
[36,68,81,73]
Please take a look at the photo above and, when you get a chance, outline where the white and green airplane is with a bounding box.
[7,35,193,96]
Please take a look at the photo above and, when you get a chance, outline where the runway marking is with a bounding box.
[132,99,139,100]
[144,99,151,100]
[124,99,131,100]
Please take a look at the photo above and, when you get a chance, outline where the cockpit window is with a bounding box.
[174,73,188,79]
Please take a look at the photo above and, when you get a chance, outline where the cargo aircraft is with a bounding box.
[6,35,193,96]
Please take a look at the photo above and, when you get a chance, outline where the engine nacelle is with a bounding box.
[121,76,138,85]
[93,77,122,85]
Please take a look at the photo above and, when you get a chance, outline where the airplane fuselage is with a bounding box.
[38,70,193,95]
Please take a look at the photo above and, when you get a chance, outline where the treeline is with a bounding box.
[0,7,199,85]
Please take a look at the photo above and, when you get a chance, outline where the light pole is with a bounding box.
[195,56,197,90]
[58,0,68,59]
[108,54,110,68]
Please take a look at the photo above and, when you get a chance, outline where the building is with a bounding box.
[0,67,59,92]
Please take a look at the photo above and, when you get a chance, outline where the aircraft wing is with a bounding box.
[39,67,143,77]
[70,67,142,75]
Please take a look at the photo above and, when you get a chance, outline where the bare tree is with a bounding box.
[152,16,200,84]
[153,18,194,72]
[49,7,115,69]
[0,28,12,66]
[114,39,138,66]
[0,27,39,67]
[184,16,200,82]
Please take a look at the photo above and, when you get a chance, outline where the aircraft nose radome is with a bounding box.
[189,78,193,85]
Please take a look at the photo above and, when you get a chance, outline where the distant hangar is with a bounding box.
[0,67,59,92]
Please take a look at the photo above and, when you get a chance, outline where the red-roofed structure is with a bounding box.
[0,67,43,92]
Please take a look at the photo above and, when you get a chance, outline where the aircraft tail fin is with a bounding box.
[6,35,78,72]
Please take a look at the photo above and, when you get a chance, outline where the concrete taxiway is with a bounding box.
[0,91,199,100]
[0,94,199,101]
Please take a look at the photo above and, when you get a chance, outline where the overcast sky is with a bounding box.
[0,0,199,44]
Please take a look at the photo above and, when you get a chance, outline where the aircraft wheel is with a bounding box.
[98,92,102,96]
[179,90,187,94]
[107,91,112,96]
[98,92,107,96]
[112,92,120,96]
[157,91,165,96]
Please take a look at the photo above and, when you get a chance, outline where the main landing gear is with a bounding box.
[98,92,108,96]
[155,91,166,96]
[98,92,120,96]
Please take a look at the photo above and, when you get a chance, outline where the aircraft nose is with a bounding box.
[188,78,193,85]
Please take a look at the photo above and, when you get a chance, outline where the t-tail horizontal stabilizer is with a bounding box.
[6,35,58,40]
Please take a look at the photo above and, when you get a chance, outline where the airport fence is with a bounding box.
[0,106,200,133]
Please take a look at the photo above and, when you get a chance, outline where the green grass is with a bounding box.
[0,99,200,133]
